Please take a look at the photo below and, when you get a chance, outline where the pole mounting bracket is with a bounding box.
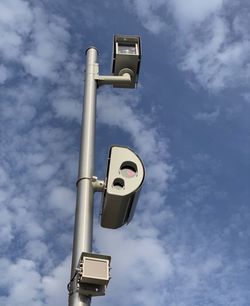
[92,176,105,192]
[95,72,132,87]
[76,176,105,193]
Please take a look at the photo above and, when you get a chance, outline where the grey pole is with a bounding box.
[68,47,98,306]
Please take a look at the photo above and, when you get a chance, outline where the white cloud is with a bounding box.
[97,90,170,162]
[0,256,70,306]
[123,0,168,34]
[0,208,13,244]
[177,1,250,91]
[0,0,70,81]
[48,186,75,219]
[0,0,33,34]
[194,107,220,123]
[123,0,225,34]
[14,206,45,239]
[0,64,11,84]
[0,1,103,305]
[42,257,71,306]
[25,240,49,262]
[21,7,70,80]
[35,163,58,181]
[146,161,174,191]
[0,259,44,306]
[0,0,33,60]
[123,0,250,92]
[169,0,224,28]
[0,166,9,186]
[94,227,172,306]
[52,97,82,122]
[179,14,250,91]
[26,152,48,166]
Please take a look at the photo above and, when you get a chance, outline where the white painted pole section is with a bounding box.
[68,47,98,306]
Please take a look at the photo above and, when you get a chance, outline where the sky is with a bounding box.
[0,0,250,305]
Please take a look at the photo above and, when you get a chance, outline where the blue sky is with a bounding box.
[0,0,250,305]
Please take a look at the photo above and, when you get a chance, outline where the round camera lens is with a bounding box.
[112,178,125,190]
[121,167,136,178]
[120,161,137,178]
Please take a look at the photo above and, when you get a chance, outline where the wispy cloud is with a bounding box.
[169,0,224,29]
[0,0,70,81]
[0,0,79,304]
[194,107,220,123]
[123,0,168,34]
[0,64,11,84]
[179,13,250,92]
[124,0,250,92]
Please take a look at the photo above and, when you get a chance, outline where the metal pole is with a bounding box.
[69,47,98,306]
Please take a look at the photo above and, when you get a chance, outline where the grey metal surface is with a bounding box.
[68,47,98,306]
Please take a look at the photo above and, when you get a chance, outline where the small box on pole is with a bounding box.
[78,252,111,297]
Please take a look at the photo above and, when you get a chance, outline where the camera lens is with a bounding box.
[120,161,137,178]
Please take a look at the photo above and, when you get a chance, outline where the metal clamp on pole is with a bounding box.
[91,177,105,193]
[76,176,105,193]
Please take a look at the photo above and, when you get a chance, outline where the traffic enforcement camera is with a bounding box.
[112,35,141,88]
[101,145,145,229]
